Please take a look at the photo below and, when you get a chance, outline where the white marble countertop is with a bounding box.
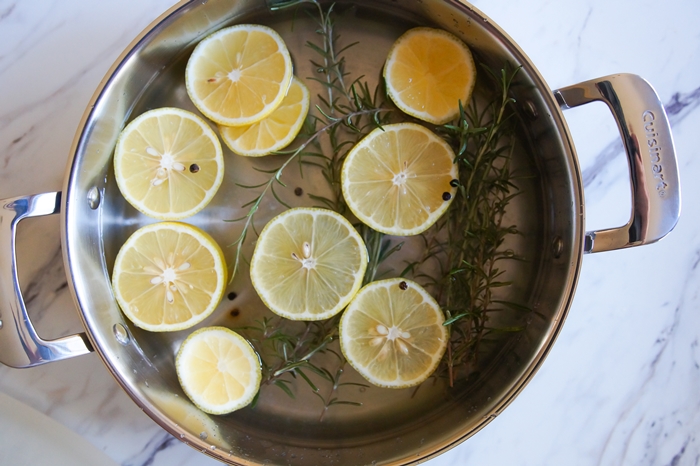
[1,0,699,465]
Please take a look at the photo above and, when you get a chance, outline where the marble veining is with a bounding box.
[0,1,699,465]
[582,85,700,190]
[123,431,179,466]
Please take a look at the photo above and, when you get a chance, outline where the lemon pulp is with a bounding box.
[112,222,226,332]
[186,24,293,126]
[384,27,476,124]
[340,278,448,388]
[250,207,368,321]
[341,122,458,236]
[176,327,262,415]
[113,107,224,220]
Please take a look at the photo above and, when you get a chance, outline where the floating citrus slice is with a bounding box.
[384,27,476,124]
[341,122,458,236]
[339,278,448,388]
[186,24,293,126]
[112,222,227,332]
[219,76,310,157]
[176,327,262,415]
[113,107,224,220]
[250,207,368,321]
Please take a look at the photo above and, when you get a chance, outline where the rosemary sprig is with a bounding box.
[303,80,389,214]
[293,0,396,287]
[297,0,392,214]
[232,0,391,417]
[430,65,524,387]
[239,316,337,390]
[315,363,369,421]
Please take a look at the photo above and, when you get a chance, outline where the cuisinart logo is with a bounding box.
[643,110,668,197]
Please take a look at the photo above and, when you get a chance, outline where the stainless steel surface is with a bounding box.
[0,192,92,368]
[0,0,681,464]
[555,74,681,254]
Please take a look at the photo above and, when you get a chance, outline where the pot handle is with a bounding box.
[0,192,92,368]
[554,73,681,253]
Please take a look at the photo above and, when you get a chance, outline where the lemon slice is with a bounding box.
[250,207,368,321]
[176,327,262,415]
[186,24,293,126]
[112,222,227,332]
[340,278,448,388]
[114,107,224,220]
[384,27,476,124]
[219,76,310,157]
[341,122,458,236]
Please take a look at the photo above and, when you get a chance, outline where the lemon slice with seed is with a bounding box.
[112,222,226,332]
[114,107,224,220]
[384,27,476,124]
[176,327,262,415]
[219,76,310,157]
[250,207,368,321]
[340,278,448,388]
[186,24,293,126]
[341,122,458,236]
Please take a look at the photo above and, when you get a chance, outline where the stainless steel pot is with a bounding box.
[0,0,680,464]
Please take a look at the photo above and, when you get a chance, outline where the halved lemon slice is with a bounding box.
[176,327,262,415]
[384,27,476,124]
[339,278,448,388]
[250,207,368,321]
[219,76,310,157]
[112,222,226,332]
[186,24,293,126]
[114,107,224,220]
[341,122,458,236]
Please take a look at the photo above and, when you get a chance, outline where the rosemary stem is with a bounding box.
[318,361,346,422]
[315,2,350,111]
